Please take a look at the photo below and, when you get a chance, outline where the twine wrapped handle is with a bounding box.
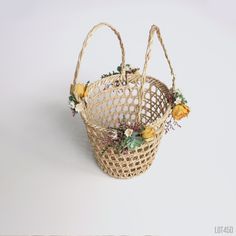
[73,23,126,84]
[138,25,176,121]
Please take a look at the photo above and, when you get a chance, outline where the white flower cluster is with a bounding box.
[68,100,83,113]
[175,97,182,105]
[173,89,187,105]
[69,100,75,109]
[124,128,133,137]
[125,64,132,71]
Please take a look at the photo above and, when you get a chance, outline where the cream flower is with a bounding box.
[75,103,83,113]
[69,100,75,109]
[125,64,132,71]
[124,128,133,137]
[175,97,182,105]
[109,130,118,140]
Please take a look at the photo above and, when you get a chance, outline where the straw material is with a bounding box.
[72,23,175,178]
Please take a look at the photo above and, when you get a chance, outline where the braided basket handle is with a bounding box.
[73,23,126,84]
[141,25,176,90]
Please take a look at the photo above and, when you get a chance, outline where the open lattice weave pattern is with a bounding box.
[72,22,175,178]
[82,73,171,178]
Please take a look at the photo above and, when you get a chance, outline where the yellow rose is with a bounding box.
[70,83,88,100]
[142,126,156,142]
[172,104,190,120]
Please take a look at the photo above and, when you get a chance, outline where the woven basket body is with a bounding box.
[72,23,176,178]
[84,74,171,178]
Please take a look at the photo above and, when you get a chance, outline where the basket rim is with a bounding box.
[81,74,172,132]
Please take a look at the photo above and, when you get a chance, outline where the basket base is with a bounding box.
[94,149,158,179]
[96,159,153,179]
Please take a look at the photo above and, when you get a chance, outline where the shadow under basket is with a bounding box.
[83,73,172,178]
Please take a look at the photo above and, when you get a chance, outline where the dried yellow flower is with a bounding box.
[142,126,156,142]
[70,83,88,100]
[172,104,190,120]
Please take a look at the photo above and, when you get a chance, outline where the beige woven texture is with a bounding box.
[73,23,175,178]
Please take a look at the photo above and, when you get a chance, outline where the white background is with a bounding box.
[0,0,236,235]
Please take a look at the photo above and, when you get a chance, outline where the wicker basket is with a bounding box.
[71,23,176,178]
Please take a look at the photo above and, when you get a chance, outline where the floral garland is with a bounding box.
[101,64,139,79]
[165,88,190,133]
[68,81,89,116]
[68,64,139,115]
[68,64,190,152]
[102,119,156,154]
